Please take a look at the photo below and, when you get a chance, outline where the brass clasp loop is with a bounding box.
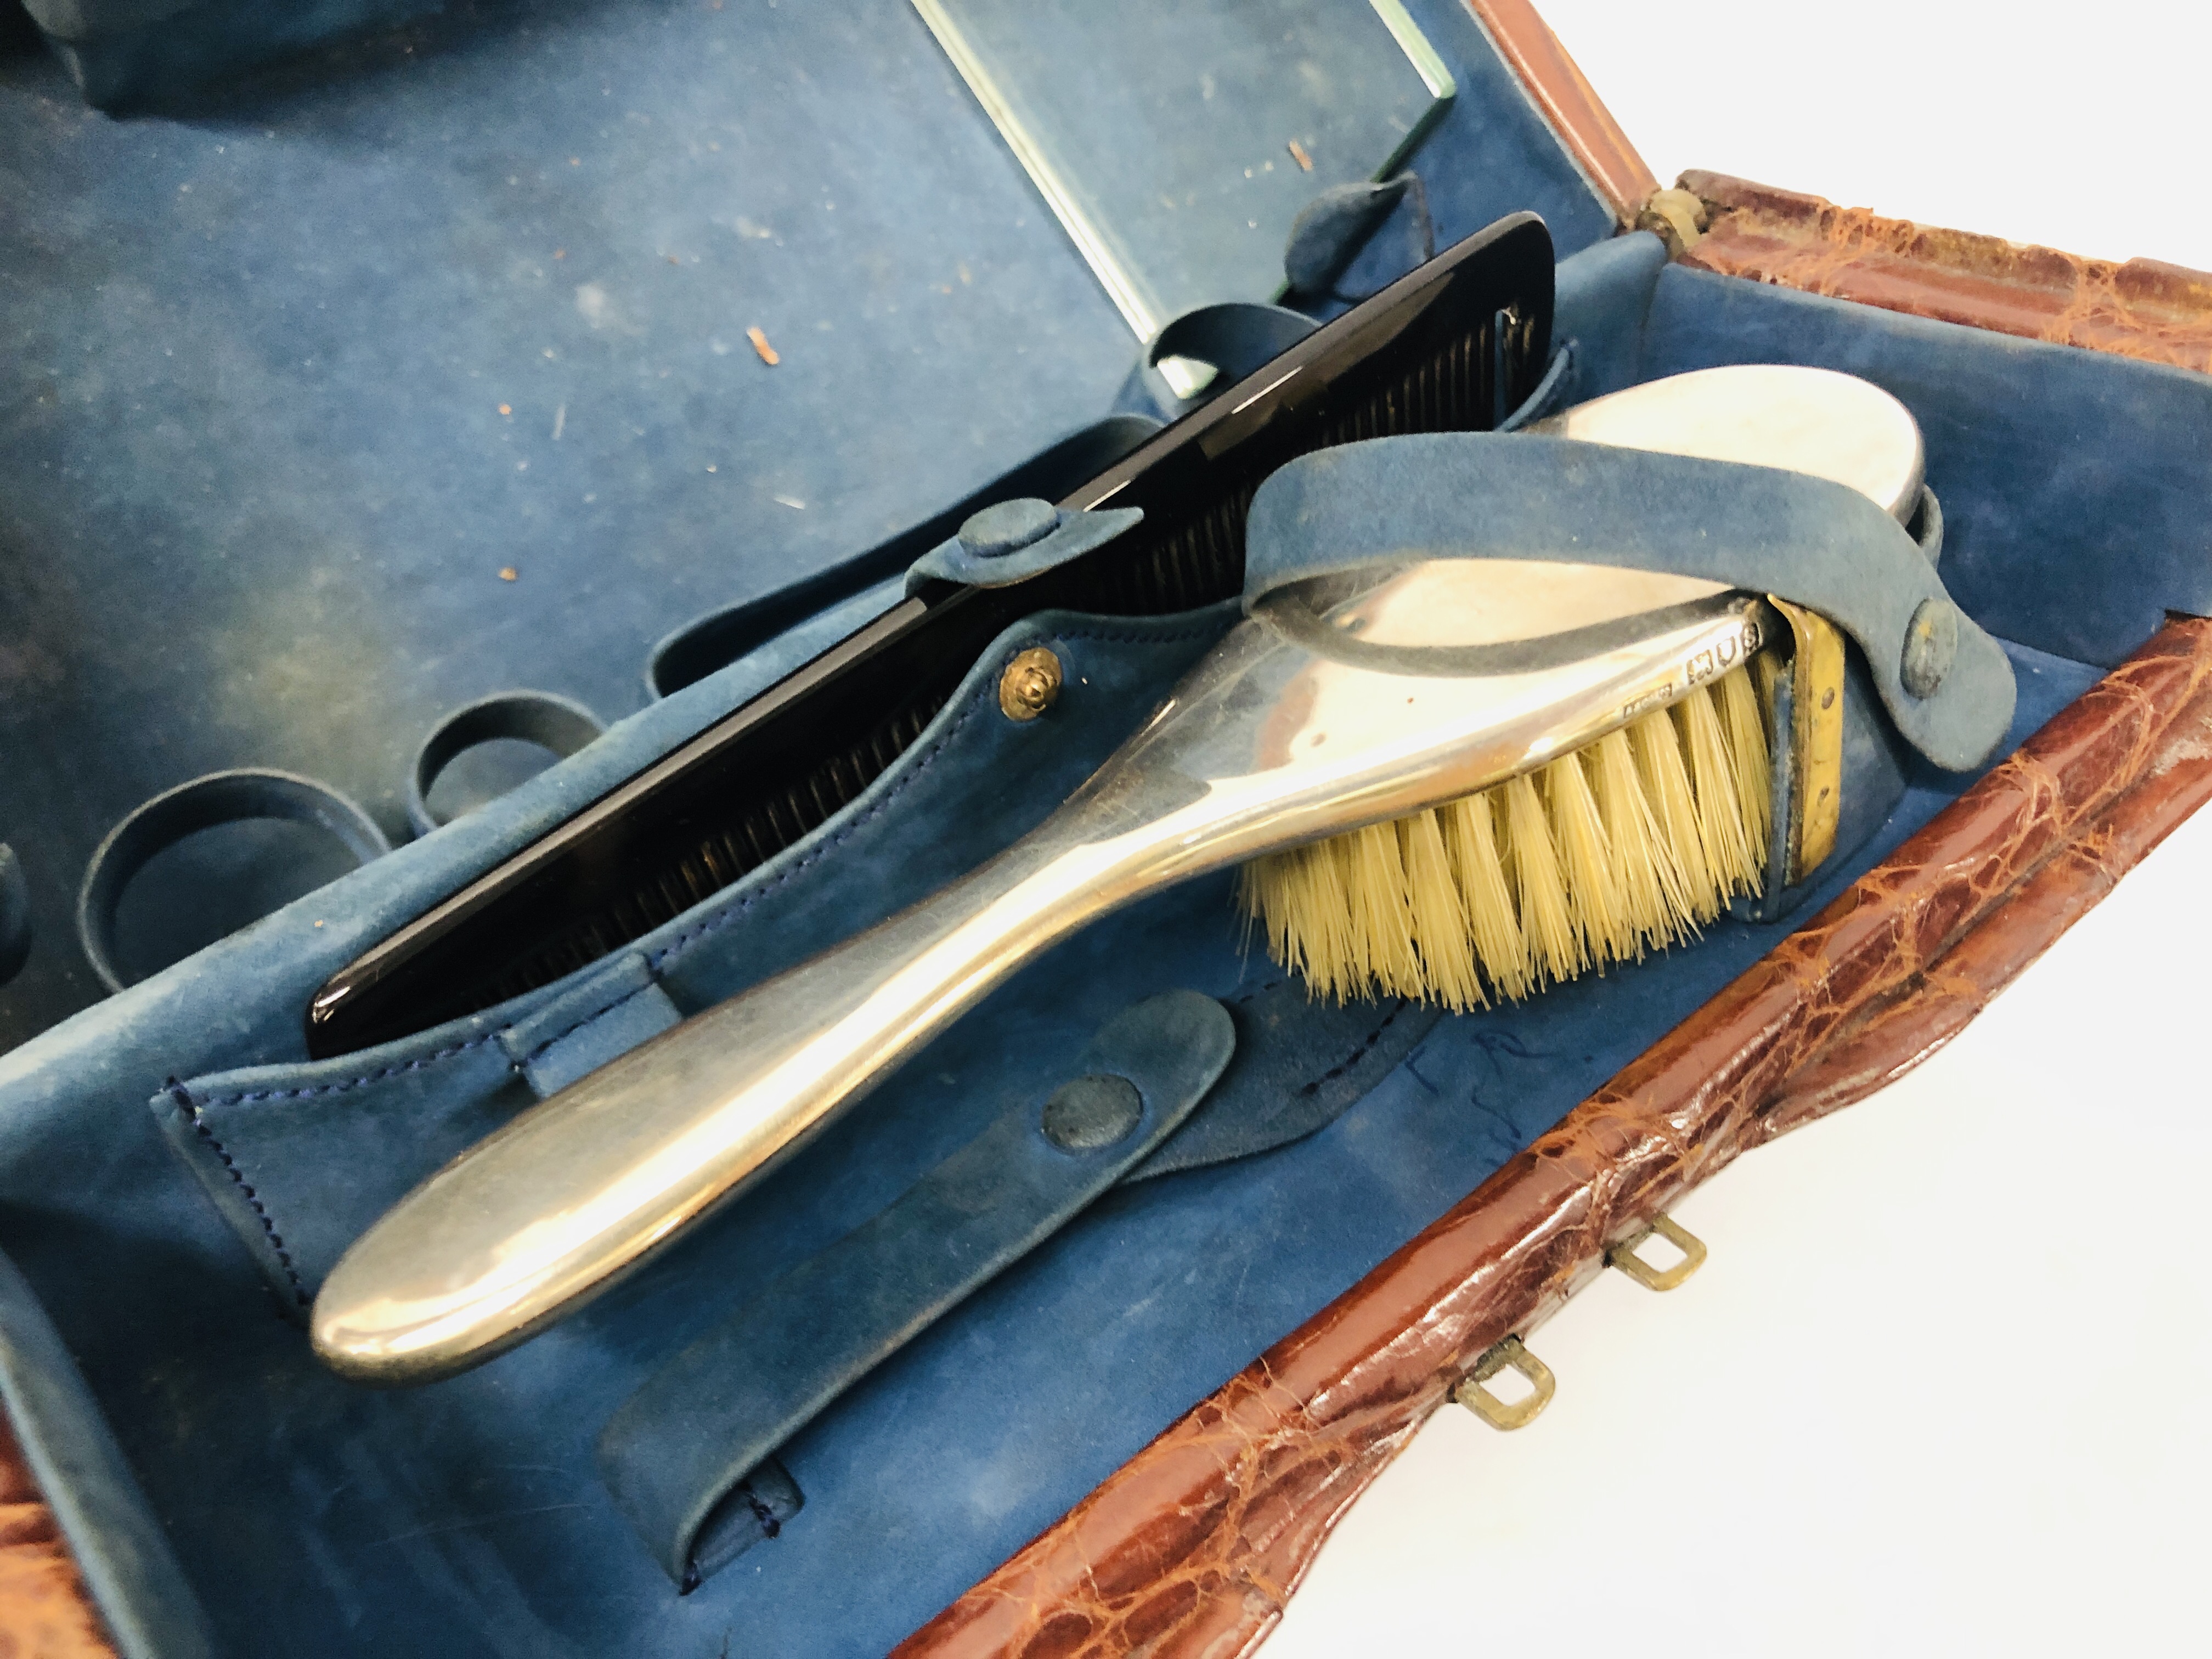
[1607,1211,1707,1292]
[1452,1335,1554,1431]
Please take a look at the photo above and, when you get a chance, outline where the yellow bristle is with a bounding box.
[1238,849,1292,974]
[1719,665,1773,872]
[1678,684,1759,899]
[1590,726,1692,955]
[1398,811,1484,1011]
[1503,771,1580,986]
[1442,791,1529,1002]
[1239,662,1777,1011]
[1544,752,1627,968]
[1630,703,1717,921]
[1234,860,1266,959]
[1269,840,1352,1000]
[1342,823,1420,999]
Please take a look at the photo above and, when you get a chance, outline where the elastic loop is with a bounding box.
[77,771,390,995]
[405,691,604,837]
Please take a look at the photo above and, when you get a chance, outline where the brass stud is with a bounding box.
[998,646,1064,722]
[1607,1211,1707,1292]
[1453,1335,1555,1431]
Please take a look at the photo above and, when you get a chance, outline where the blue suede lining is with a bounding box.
[0,3,2207,1654]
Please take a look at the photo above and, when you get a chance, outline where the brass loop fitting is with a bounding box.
[1607,1211,1708,1292]
[1453,1335,1555,1431]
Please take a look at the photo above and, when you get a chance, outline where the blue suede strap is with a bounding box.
[495,953,681,1101]
[1125,978,1440,1183]
[1244,433,2017,771]
[906,504,1146,595]
[597,990,1236,1587]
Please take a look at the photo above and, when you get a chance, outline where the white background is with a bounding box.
[1269,4,2212,1653]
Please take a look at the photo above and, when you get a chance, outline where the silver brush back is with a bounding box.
[312,563,1766,1384]
[312,363,1927,1385]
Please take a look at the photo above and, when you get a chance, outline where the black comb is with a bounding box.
[306,212,1554,1057]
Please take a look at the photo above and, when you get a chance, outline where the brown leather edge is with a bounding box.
[11,160,2212,1659]
[0,1417,121,1659]
[901,614,2212,1659]
[1677,171,2212,375]
[1458,0,1659,228]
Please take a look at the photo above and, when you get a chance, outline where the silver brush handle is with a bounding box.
[311,808,1146,1385]
[314,567,1769,1385]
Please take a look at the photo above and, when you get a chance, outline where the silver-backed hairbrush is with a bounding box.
[312,364,2012,1384]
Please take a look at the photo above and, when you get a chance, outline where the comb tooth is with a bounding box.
[1503,771,1580,986]
[1398,811,1483,1011]
[1591,727,1693,955]
[1545,752,1627,968]
[1442,791,1528,1002]
[1342,823,1420,1000]
[1632,706,1718,921]
[1718,665,1774,873]
[1679,684,1759,899]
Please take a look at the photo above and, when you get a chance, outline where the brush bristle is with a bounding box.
[1240,664,1773,1011]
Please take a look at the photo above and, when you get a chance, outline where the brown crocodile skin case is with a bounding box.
[8,9,2211,1655]
[901,613,2212,1658]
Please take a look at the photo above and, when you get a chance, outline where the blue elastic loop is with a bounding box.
[406,690,605,838]
[76,770,391,995]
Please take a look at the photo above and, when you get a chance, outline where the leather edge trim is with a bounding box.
[896,612,2212,1659]
[1459,0,1660,228]
[1677,170,2212,377]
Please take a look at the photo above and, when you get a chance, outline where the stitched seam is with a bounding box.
[650,623,1225,970]
[1295,1000,1410,1097]
[514,985,653,1069]
[188,1031,500,1107]
[171,1082,310,1310]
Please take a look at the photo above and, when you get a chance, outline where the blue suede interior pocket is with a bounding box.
[156,602,1242,1316]
[134,580,2103,1658]
[1,0,2200,1650]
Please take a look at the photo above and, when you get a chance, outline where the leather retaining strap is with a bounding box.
[1244,433,2016,771]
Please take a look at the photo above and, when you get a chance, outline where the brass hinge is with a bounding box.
[1635,187,1709,257]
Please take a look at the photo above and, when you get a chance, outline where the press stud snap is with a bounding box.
[998,646,1064,722]
[1900,596,1959,698]
[1041,1074,1143,1151]
[1453,1335,1554,1431]
[957,498,1059,559]
[1607,1211,1707,1291]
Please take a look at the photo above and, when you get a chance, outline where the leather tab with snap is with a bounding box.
[596,989,1234,1588]
[906,499,1144,595]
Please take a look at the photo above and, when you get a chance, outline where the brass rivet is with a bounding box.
[998,646,1063,722]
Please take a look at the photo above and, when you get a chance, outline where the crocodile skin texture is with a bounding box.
[12,139,2212,1659]
[1678,171,2212,375]
[898,614,2212,1659]
[0,1419,116,1657]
